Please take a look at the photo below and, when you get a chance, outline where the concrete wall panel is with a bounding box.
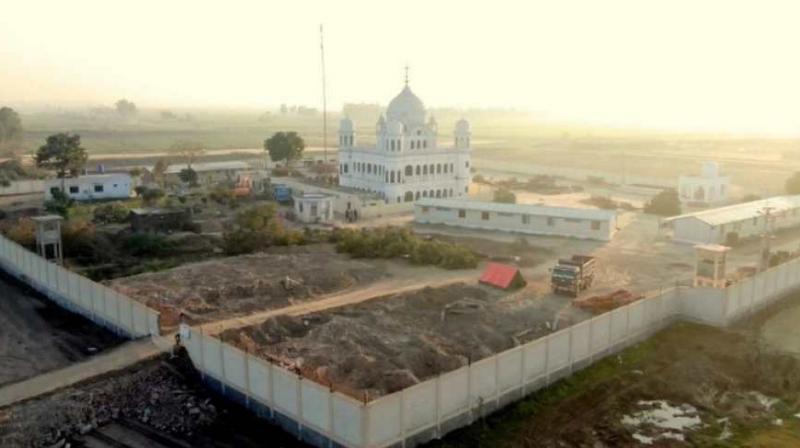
[403,380,437,432]
[570,321,591,362]
[332,394,363,447]
[547,330,570,372]
[590,314,611,355]
[469,357,496,402]
[523,338,547,382]
[628,300,645,334]
[367,395,401,446]
[439,367,469,417]
[610,307,628,344]
[202,336,223,378]
[301,380,331,432]
[222,344,247,390]
[497,347,523,392]
[272,366,300,416]
[247,357,271,403]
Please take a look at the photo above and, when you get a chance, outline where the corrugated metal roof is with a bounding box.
[415,198,617,220]
[664,195,800,226]
[164,161,250,174]
[479,262,524,289]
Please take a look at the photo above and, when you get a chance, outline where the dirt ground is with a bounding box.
[0,354,311,448]
[222,282,593,400]
[0,275,122,388]
[107,244,388,329]
[428,294,800,448]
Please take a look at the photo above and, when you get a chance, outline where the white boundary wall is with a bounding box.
[0,234,160,338]
[0,179,46,196]
[183,255,800,448]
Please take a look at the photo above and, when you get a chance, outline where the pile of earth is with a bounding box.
[108,244,386,329]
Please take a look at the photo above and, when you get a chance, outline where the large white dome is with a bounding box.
[386,85,426,127]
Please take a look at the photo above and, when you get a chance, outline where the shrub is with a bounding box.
[6,218,35,247]
[209,185,236,204]
[123,233,171,257]
[271,167,289,177]
[644,189,681,217]
[222,203,289,254]
[493,188,516,204]
[45,189,75,217]
[93,202,130,224]
[141,187,165,206]
[333,226,477,269]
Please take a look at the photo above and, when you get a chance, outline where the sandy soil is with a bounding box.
[429,293,800,448]
[107,244,388,329]
[0,276,122,388]
[223,282,592,399]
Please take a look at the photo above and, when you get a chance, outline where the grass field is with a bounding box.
[13,107,800,193]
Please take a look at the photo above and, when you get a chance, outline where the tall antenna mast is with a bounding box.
[320,24,328,163]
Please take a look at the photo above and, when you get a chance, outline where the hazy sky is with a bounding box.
[1,0,799,135]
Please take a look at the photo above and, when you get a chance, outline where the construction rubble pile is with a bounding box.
[574,289,644,314]
[223,282,590,400]
[108,245,385,329]
[0,358,217,448]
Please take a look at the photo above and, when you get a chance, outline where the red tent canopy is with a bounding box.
[479,262,526,289]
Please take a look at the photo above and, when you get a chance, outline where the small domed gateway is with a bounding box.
[338,69,472,205]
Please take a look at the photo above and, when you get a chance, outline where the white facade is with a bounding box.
[678,161,730,206]
[45,173,134,201]
[665,195,800,244]
[338,80,472,205]
[415,198,618,241]
[293,193,335,223]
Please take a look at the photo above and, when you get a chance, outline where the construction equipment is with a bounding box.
[550,255,596,297]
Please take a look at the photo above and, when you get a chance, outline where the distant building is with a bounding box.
[293,193,335,224]
[45,173,133,201]
[164,161,250,186]
[678,161,730,206]
[664,195,800,244]
[338,75,472,204]
[414,198,618,241]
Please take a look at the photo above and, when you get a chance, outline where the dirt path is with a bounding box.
[0,338,164,408]
[199,265,483,334]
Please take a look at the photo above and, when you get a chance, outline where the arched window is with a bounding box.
[429,190,434,198]
[436,164,442,174]
[404,191,414,202]
[405,165,413,176]
[416,165,421,175]
[390,171,395,183]
[449,188,453,197]
[390,140,395,151]
[423,140,427,149]
[410,141,415,150]
[423,165,428,175]
[429,164,435,175]
[415,191,420,200]
[367,164,372,174]
[422,191,428,197]
[436,189,441,198]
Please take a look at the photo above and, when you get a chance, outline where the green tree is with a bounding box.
[223,204,286,254]
[115,99,137,117]
[35,133,88,178]
[644,189,681,216]
[786,172,800,195]
[493,188,516,204]
[0,107,23,153]
[178,167,198,186]
[142,188,165,206]
[44,189,75,217]
[264,131,305,166]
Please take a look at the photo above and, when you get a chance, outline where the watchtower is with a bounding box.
[31,215,63,265]
[694,244,730,288]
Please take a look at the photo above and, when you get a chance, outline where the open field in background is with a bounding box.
[15,108,800,194]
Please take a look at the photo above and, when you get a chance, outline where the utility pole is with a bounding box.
[758,206,775,272]
[319,24,328,164]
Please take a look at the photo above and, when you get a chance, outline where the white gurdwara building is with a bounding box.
[338,80,472,204]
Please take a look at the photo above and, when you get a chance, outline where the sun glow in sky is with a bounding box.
[1,0,799,135]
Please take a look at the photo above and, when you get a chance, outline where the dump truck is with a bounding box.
[551,255,596,297]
